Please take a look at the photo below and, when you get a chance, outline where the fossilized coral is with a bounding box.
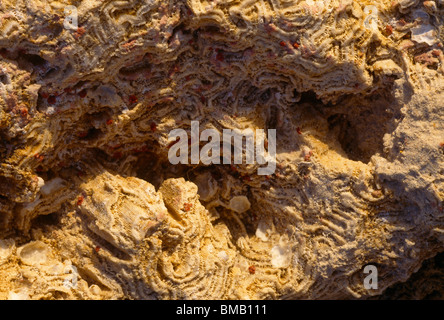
[0,0,443,299]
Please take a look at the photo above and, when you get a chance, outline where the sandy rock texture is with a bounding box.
[0,0,443,299]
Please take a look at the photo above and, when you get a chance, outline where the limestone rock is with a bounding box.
[0,0,443,299]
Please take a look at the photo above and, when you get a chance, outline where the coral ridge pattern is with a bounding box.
[0,0,443,299]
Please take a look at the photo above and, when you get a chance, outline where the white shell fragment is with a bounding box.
[229,196,251,213]
[411,24,437,46]
[271,244,291,269]
[256,221,272,241]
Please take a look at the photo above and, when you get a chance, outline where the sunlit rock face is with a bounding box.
[0,0,443,299]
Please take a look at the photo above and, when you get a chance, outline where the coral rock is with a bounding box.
[0,0,443,300]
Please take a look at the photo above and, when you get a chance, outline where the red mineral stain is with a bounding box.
[216,52,224,61]
[129,95,138,104]
[74,27,85,39]
[183,203,192,212]
[77,130,88,138]
[248,265,256,274]
[47,95,56,104]
[112,151,123,159]
[78,89,87,98]
[304,151,313,161]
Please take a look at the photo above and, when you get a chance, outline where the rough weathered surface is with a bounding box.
[375,251,444,300]
[0,0,443,299]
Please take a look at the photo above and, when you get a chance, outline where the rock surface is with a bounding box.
[0,0,443,299]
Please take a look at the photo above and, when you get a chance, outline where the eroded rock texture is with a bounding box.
[0,0,443,299]
[375,252,444,299]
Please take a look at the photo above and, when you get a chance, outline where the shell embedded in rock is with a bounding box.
[78,170,168,254]
[17,241,49,266]
[229,196,251,213]
[0,0,443,300]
